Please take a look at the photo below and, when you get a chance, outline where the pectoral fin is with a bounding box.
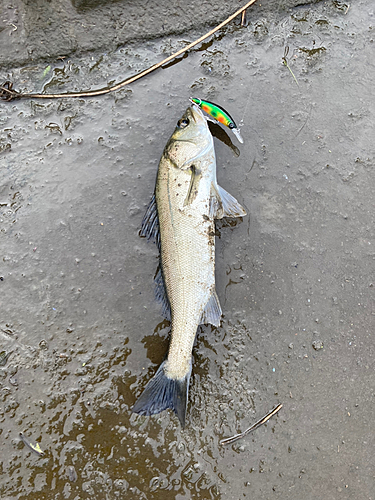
[199,289,222,327]
[183,165,201,207]
[210,183,246,219]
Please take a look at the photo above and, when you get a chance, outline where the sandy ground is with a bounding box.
[0,0,374,499]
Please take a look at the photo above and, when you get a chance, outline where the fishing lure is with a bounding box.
[190,97,243,144]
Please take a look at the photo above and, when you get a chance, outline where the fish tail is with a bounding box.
[132,360,191,427]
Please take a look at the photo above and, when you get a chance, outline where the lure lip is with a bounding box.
[231,127,244,144]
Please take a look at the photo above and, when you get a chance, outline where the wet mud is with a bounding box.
[1,0,374,498]
[1,0,322,69]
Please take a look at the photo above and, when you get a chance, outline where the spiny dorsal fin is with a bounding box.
[140,196,171,320]
[140,193,160,250]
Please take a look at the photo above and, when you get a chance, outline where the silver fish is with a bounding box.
[132,105,246,426]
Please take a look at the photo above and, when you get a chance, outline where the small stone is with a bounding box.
[67,465,77,482]
[312,340,324,350]
[39,340,48,350]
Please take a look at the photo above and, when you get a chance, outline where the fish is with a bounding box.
[132,105,246,426]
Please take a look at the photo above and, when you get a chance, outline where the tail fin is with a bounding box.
[132,360,191,427]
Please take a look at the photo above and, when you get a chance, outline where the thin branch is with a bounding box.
[282,46,299,87]
[1,0,258,101]
[220,403,283,445]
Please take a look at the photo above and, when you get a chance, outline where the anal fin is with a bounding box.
[199,289,222,327]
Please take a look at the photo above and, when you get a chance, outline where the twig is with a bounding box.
[295,102,312,137]
[282,46,299,87]
[1,0,258,101]
[220,403,283,445]
[241,10,247,27]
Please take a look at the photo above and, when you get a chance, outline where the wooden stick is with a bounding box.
[1,0,258,101]
[220,403,283,445]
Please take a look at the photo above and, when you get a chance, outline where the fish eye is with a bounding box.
[177,118,189,129]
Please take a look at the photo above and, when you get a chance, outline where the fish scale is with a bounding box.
[157,155,215,379]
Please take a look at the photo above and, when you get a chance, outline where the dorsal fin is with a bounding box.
[140,195,171,320]
[140,193,160,250]
[154,265,171,321]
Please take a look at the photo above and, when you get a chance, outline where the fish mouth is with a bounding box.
[172,105,209,145]
[189,104,206,124]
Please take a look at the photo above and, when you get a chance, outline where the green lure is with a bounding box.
[190,97,243,144]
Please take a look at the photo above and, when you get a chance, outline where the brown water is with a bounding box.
[1,1,374,498]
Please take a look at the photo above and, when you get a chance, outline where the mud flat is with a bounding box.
[0,0,374,498]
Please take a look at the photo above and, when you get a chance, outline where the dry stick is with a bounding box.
[282,46,299,87]
[220,403,283,445]
[0,0,258,101]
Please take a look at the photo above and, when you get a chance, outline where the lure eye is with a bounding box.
[177,118,189,129]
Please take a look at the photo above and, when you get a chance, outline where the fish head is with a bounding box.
[172,105,208,141]
[165,106,213,169]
